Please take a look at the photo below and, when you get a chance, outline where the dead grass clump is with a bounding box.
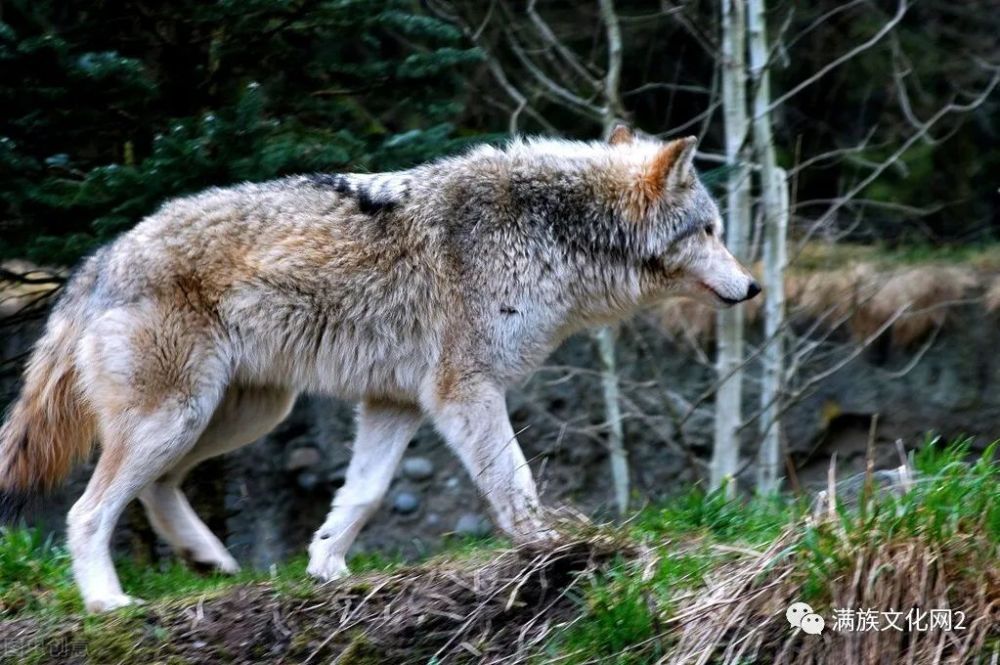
[664,445,1000,665]
[656,297,720,344]
[666,530,998,665]
[658,262,976,349]
[789,262,877,323]
[291,532,630,663]
[851,265,976,347]
[0,529,633,665]
[0,260,62,317]
[983,274,1000,313]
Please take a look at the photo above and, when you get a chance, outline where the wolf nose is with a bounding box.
[746,281,762,300]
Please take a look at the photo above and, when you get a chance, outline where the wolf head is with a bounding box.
[609,125,760,308]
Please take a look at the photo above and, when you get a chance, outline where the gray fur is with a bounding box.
[0,132,759,612]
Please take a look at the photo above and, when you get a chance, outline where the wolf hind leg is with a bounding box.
[68,308,231,613]
[67,386,225,613]
[307,399,422,581]
[139,385,296,573]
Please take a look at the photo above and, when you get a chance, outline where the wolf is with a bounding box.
[0,125,759,612]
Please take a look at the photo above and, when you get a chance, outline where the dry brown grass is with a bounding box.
[0,260,61,317]
[849,265,977,347]
[983,274,1000,313]
[664,521,999,665]
[787,262,877,324]
[0,521,636,665]
[1,486,996,664]
[656,296,726,344]
[655,261,980,349]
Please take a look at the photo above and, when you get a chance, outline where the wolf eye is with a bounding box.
[704,225,714,237]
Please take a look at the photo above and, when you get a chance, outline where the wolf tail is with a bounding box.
[0,310,97,522]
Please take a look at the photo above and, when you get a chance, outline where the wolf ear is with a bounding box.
[626,136,699,221]
[608,123,635,145]
[648,136,698,190]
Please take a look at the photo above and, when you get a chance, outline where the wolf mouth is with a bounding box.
[698,281,740,306]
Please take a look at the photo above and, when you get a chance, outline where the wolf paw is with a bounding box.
[85,594,143,614]
[306,556,350,582]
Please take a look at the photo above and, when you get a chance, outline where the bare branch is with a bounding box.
[783,0,869,52]
[526,0,601,91]
[809,69,1000,236]
[506,28,604,119]
[765,0,907,115]
[622,81,713,97]
[598,0,625,122]
[0,268,65,285]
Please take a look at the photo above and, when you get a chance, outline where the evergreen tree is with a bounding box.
[0,0,481,265]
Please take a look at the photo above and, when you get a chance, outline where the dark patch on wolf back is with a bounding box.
[355,188,398,215]
[309,173,400,215]
[308,173,352,195]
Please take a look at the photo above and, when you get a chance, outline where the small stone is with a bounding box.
[286,446,321,471]
[402,456,435,481]
[454,513,491,538]
[445,476,460,490]
[392,491,420,514]
[297,471,320,491]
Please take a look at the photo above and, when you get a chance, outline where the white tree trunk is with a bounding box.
[748,0,788,493]
[595,0,629,516]
[595,325,628,514]
[711,0,751,496]
[756,167,788,493]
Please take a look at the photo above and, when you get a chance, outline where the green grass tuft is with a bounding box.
[0,527,79,616]
[631,485,800,545]
[797,436,1000,603]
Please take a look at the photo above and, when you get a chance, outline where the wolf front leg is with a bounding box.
[425,376,554,543]
[307,399,422,581]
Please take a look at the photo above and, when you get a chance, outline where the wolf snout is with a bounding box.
[721,279,761,305]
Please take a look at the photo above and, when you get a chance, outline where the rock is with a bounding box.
[297,471,320,491]
[454,513,491,538]
[286,446,321,471]
[402,456,434,481]
[392,491,420,514]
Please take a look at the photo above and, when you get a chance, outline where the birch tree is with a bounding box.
[594,0,629,516]
[711,0,751,495]
[747,0,788,493]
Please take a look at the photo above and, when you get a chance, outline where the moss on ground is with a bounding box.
[1,437,997,664]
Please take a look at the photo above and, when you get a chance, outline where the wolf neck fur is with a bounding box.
[421,145,672,327]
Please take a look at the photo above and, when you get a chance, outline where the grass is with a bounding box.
[630,486,800,545]
[797,437,1000,604]
[0,533,405,619]
[665,436,1000,664]
[1,437,997,664]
